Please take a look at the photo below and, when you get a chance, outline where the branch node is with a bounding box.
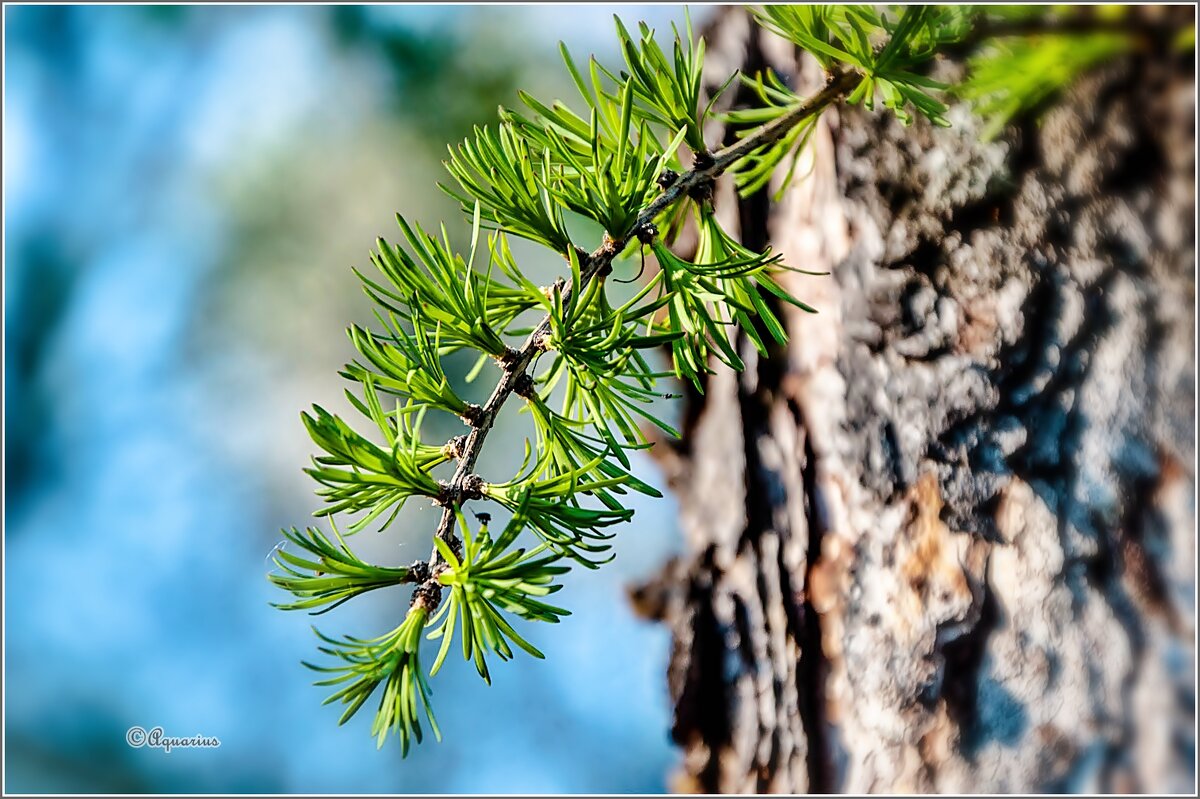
[498,346,521,367]
[407,560,432,584]
[513,372,537,399]
[635,222,659,246]
[410,580,442,613]
[461,403,484,427]
[461,474,485,501]
[598,232,621,259]
[445,435,467,460]
[692,150,715,171]
[656,168,679,191]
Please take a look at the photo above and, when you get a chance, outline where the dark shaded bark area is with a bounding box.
[633,9,1195,793]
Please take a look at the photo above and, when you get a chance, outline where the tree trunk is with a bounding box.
[633,8,1195,793]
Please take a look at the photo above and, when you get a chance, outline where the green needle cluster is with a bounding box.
[429,510,571,683]
[306,608,437,754]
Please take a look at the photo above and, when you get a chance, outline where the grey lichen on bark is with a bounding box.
[633,7,1195,794]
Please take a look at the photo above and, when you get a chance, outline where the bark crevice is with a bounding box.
[634,7,1195,793]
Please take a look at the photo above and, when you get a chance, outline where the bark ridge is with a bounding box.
[634,9,1196,793]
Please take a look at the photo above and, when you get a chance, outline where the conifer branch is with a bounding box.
[268,5,1185,754]
[422,68,861,583]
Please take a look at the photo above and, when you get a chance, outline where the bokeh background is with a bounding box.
[3,5,713,793]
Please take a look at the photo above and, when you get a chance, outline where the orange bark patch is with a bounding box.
[901,473,971,605]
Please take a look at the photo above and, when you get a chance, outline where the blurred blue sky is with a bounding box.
[4,5,702,793]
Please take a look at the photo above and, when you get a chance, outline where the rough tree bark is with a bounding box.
[632,8,1195,793]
